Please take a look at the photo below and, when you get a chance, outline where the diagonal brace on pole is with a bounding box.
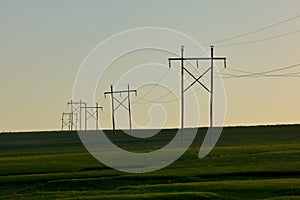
[183,67,210,93]
[113,96,129,111]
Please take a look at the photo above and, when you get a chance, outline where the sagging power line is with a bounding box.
[216,30,300,47]
[205,13,300,44]
[131,61,300,107]
[221,63,300,78]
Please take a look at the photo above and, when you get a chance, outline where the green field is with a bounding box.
[0,125,299,199]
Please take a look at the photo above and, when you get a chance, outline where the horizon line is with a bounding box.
[1,123,299,134]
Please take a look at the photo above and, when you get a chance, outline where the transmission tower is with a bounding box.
[168,45,227,144]
[82,103,103,131]
[67,100,86,130]
[104,84,137,133]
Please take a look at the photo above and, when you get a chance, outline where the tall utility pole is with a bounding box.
[104,84,137,133]
[82,103,103,131]
[168,45,227,144]
[67,100,86,130]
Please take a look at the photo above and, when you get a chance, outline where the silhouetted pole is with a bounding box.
[110,85,115,133]
[96,103,99,130]
[85,103,87,130]
[127,84,132,132]
[181,46,184,143]
[210,45,214,144]
[104,84,137,133]
[79,100,82,130]
[61,114,64,130]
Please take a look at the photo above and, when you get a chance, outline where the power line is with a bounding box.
[226,63,300,76]
[253,63,300,74]
[130,62,300,108]
[213,64,300,78]
[131,63,209,104]
[133,69,231,105]
[133,93,178,104]
[216,30,300,47]
[205,13,300,44]
[219,73,300,78]
[132,68,170,103]
[133,61,220,105]
[134,63,300,106]
[278,71,300,76]
[183,63,300,97]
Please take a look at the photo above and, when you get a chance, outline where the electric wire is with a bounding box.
[216,30,300,47]
[205,13,300,44]
[133,66,218,104]
[132,64,213,104]
[131,68,170,103]
[224,63,300,77]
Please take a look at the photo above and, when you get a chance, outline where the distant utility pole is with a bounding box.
[82,103,103,131]
[67,100,86,130]
[61,112,76,131]
[168,45,227,144]
[104,84,137,133]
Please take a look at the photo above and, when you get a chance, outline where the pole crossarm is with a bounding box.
[169,57,226,63]
[104,84,137,133]
[104,89,137,95]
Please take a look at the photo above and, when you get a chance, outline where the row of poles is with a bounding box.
[61,84,137,132]
[61,46,227,144]
[61,100,102,131]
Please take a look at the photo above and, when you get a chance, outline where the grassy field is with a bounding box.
[0,125,299,199]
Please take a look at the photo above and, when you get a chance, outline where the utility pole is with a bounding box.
[181,46,184,142]
[67,100,86,130]
[104,84,137,133]
[61,112,73,131]
[82,103,103,131]
[168,45,226,144]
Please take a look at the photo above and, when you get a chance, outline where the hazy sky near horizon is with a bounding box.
[0,0,299,131]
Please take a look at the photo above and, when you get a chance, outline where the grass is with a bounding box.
[0,125,299,199]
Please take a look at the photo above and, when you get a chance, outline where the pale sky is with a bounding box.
[0,0,299,131]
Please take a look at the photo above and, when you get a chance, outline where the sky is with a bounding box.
[0,0,299,132]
